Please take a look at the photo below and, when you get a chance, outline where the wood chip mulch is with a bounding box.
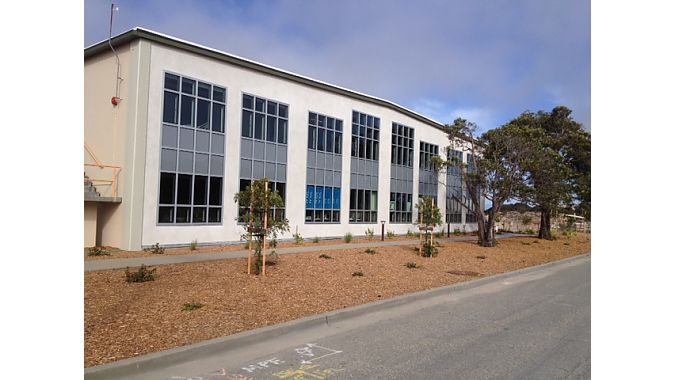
[85,234,590,367]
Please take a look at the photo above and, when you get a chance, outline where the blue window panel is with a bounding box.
[324,187,332,209]
[306,186,314,209]
[315,186,324,209]
[333,188,341,209]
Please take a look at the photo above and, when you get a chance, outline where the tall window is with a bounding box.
[390,122,414,223]
[306,112,343,223]
[349,111,380,223]
[239,93,288,221]
[158,73,226,224]
[419,141,439,205]
[445,149,463,223]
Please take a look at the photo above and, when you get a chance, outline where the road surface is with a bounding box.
[85,255,590,380]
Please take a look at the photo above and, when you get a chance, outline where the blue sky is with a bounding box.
[84,0,590,133]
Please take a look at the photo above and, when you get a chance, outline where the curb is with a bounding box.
[84,253,590,379]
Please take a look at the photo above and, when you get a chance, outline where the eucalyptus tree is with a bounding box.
[442,118,533,247]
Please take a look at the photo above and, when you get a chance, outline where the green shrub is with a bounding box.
[344,232,353,243]
[319,253,332,259]
[525,229,535,235]
[87,246,110,256]
[387,230,395,239]
[144,243,165,255]
[453,228,461,236]
[190,239,198,251]
[125,265,156,283]
[406,230,415,237]
[421,241,438,257]
[405,262,419,269]
[181,302,204,311]
[312,236,320,243]
[562,230,575,238]
[293,232,303,244]
[365,228,374,239]
[352,271,364,277]
[365,248,377,255]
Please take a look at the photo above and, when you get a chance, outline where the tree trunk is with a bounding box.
[476,214,486,245]
[538,207,553,240]
[477,211,497,247]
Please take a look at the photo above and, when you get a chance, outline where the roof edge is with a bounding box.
[85,28,453,134]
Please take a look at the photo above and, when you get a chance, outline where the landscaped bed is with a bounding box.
[84,234,419,261]
[84,233,590,367]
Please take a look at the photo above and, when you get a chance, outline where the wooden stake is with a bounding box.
[419,210,423,255]
[247,185,254,275]
[262,181,269,276]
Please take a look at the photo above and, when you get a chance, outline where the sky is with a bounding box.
[84,0,590,133]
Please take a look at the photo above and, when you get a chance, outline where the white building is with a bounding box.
[84,28,479,250]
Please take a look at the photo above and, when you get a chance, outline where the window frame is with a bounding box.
[157,71,227,226]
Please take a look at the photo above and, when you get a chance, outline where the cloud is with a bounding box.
[84,0,590,130]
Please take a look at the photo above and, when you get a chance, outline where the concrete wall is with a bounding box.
[137,42,478,247]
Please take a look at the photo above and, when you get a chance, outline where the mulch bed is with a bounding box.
[84,233,590,367]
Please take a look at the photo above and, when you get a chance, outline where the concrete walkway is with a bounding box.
[85,233,529,272]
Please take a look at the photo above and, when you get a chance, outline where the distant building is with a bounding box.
[84,28,480,250]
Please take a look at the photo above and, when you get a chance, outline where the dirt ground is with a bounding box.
[84,233,590,367]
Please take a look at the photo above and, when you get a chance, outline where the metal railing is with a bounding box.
[84,143,121,198]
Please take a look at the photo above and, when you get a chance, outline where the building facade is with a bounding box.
[84,28,480,250]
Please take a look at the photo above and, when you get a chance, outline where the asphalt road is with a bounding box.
[86,255,590,380]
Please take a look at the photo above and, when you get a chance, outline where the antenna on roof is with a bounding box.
[108,3,123,106]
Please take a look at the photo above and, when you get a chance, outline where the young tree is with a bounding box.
[234,178,290,275]
[509,107,591,239]
[415,195,442,256]
[442,118,533,247]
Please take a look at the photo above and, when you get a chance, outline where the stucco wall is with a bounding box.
[140,42,477,247]
[84,45,132,248]
[84,202,98,247]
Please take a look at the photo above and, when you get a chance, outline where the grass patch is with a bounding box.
[476,255,486,260]
[352,271,364,277]
[365,248,377,255]
[319,254,332,259]
[190,240,198,251]
[181,302,204,311]
[405,262,419,269]
[312,236,320,243]
[344,232,353,243]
